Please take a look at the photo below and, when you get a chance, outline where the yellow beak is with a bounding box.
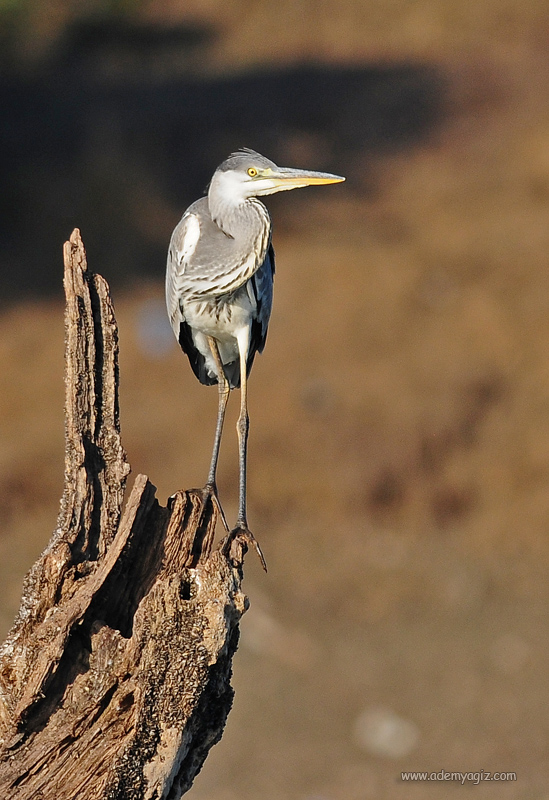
[263,166,345,188]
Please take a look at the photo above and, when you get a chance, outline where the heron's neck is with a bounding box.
[208,193,267,242]
[209,198,242,238]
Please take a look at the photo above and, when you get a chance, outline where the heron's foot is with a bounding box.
[202,482,230,532]
[222,523,267,572]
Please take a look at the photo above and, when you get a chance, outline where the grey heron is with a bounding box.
[166,148,345,567]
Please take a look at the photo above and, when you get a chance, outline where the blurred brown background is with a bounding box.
[1,0,549,797]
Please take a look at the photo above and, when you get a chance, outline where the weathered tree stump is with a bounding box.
[0,229,252,799]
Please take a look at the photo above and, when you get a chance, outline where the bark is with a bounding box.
[0,229,251,799]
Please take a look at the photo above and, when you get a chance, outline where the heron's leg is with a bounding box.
[229,329,267,570]
[203,335,230,531]
[234,329,251,528]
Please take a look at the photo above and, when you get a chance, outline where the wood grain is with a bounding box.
[0,230,250,799]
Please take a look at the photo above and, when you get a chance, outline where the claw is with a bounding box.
[223,524,267,572]
[202,483,230,532]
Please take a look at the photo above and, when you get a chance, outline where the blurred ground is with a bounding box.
[1,0,549,798]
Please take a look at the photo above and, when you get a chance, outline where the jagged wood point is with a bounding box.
[0,228,252,799]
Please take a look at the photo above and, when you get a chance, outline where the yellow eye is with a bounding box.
[247,167,258,177]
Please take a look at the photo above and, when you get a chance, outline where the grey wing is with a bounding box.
[166,211,201,336]
[166,210,217,385]
[246,242,275,374]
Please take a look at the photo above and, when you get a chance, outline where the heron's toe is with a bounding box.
[202,483,230,532]
[222,524,267,572]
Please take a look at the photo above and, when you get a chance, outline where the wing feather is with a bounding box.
[166,211,215,384]
[165,211,201,336]
[247,243,275,375]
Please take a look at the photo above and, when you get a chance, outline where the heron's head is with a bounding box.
[209,148,345,206]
